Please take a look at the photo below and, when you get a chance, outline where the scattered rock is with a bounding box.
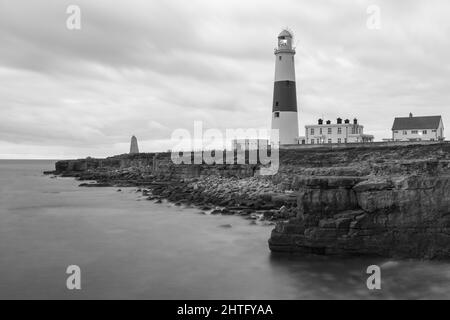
[79,183,112,187]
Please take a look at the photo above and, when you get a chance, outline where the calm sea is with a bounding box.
[0,160,449,300]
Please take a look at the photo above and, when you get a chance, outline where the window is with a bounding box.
[394,131,399,134]
[279,56,282,61]
[328,139,332,144]
[274,112,280,118]
[319,128,323,135]
[412,130,418,134]
[432,129,437,133]
[275,101,279,107]
[317,139,320,144]
[344,138,347,143]
[338,128,342,134]
[338,138,342,144]
[311,128,315,135]
[423,130,428,135]
[311,139,315,144]
[328,128,332,134]
[403,131,408,135]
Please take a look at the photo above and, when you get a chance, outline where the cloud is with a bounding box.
[0,0,449,158]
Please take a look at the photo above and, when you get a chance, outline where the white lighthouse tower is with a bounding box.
[271,29,299,145]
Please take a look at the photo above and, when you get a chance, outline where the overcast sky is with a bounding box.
[1,0,449,159]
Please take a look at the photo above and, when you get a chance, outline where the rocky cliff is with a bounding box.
[270,144,450,259]
[49,143,450,259]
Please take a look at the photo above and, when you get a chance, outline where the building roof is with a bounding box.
[392,116,442,130]
[278,30,293,38]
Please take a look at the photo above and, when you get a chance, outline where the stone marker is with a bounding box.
[130,135,139,154]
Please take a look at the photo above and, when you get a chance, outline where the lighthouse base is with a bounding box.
[271,112,299,145]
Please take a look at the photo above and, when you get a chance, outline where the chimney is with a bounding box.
[409,113,413,118]
[326,120,331,125]
[337,118,342,124]
[353,118,358,125]
[318,119,323,125]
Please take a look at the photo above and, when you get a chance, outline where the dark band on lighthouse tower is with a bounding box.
[271,30,299,145]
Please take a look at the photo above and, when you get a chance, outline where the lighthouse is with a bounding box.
[271,30,299,145]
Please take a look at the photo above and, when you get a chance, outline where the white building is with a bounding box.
[302,118,374,145]
[392,114,444,141]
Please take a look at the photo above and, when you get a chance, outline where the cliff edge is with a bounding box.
[269,143,450,259]
[49,143,450,259]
